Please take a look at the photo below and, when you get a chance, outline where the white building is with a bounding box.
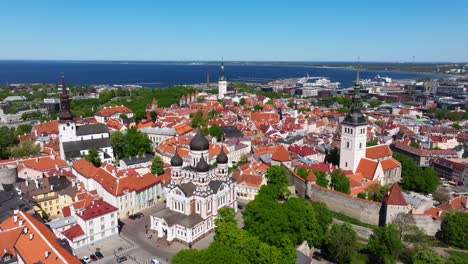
[62,199,119,249]
[150,131,237,245]
[139,127,177,147]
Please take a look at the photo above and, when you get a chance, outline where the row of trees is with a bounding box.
[0,125,35,159]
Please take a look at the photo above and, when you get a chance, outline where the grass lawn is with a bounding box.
[330,211,376,229]
[446,250,468,260]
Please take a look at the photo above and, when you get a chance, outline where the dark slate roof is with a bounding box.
[62,138,111,159]
[0,191,36,222]
[190,130,209,151]
[196,156,210,172]
[152,208,203,228]
[216,149,228,164]
[75,124,108,136]
[121,154,154,166]
[170,150,183,167]
[342,112,367,126]
[208,180,224,194]
[221,126,243,138]
[121,117,134,126]
[178,182,196,197]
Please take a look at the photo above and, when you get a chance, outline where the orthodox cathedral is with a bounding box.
[150,130,237,245]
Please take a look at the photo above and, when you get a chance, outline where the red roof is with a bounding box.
[62,224,85,241]
[76,199,117,221]
[0,227,22,258]
[437,196,467,212]
[366,144,392,160]
[95,106,132,117]
[383,183,407,206]
[381,158,401,171]
[356,158,378,180]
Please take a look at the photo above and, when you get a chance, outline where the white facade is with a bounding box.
[218,80,227,99]
[340,124,367,172]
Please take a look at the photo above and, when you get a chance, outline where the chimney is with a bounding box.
[14,215,18,223]
[25,179,29,187]
[19,220,24,227]
[29,233,33,240]
[45,251,50,259]
[34,179,39,189]
[51,184,54,191]
[23,227,28,234]
[13,209,19,215]
[35,157,39,162]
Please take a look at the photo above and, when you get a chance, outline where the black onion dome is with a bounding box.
[196,155,210,173]
[190,130,209,151]
[170,148,183,166]
[216,148,228,164]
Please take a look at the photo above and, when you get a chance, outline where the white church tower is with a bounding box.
[57,76,76,160]
[339,71,367,172]
[218,61,227,99]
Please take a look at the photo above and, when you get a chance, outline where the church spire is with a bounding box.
[58,75,73,121]
[342,69,366,126]
[219,59,225,81]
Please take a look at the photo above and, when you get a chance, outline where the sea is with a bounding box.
[0,61,447,88]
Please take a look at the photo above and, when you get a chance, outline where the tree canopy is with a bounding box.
[330,169,350,194]
[393,153,439,194]
[324,147,339,165]
[314,170,329,188]
[324,223,358,263]
[10,139,41,158]
[367,224,403,264]
[85,147,101,167]
[440,211,468,249]
[151,155,164,175]
[110,128,152,159]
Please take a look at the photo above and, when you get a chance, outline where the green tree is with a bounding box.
[296,167,309,180]
[209,124,223,141]
[110,131,126,159]
[357,192,367,199]
[0,126,17,159]
[15,124,32,137]
[452,123,461,130]
[324,147,339,165]
[85,147,101,167]
[266,100,274,106]
[324,223,358,263]
[367,224,403,264]
[412,250,445,264]
[330,169,350,194]
[368,99,382,108]
[393,153,438,194]
[191,110,206,128]
[151,155,164,175]
[10,140,41,158]
[287,102,296,109]
[172,242,250,264]
[440,211,468,249]
[367,140,378,147]
[264,165,290,199]
[119,114,128,120]
[314,170,329,188]
[239,154,248,164]
[253,104,263,111]
[149,111,157,122]
[409,141,420,148]
[239,98,246,106]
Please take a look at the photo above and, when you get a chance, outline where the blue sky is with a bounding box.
[1,0,467,62]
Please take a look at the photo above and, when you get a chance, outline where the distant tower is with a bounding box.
[206,67,210,88]
[218,60,227,99]
[339,70,367,172]
[58,75,76,160]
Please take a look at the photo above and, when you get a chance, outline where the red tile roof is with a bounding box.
[62,224,85,241]
[383,183,407,206]
[366,144,392,160]
[76,199,117,221]
[0,227,22,258]
[33,120,59,136]
[356,158,378,180]
[0,211,81,264]
[381,158,401,171]
[232,172,263,188]
[95,106,132,117]
[437,196,467,212]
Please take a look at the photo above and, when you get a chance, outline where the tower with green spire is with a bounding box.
[339,70,368,172]
[218,59,227,99]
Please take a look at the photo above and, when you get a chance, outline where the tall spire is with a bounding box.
[58,74,73,121]
[342,66,366,126]
[220,58,225,81]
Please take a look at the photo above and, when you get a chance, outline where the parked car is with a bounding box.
[80,259,87,264]
[82,256,91,263]
[90,254,98,261]
[116,256,127,263]
[150,259,160,264]
[95,251,104,259]
[135,212,144,218]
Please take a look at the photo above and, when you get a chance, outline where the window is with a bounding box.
[90,229,94,235]
[100,217,104,222]
[359,143,362,149]
[346,141,350,149]
[101,225,105,231]
[345,162,348,167]
[89,220,93,225]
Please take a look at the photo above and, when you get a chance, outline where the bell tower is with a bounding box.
[58,75,76,160]
[339,70,367,172]
[218,60,227,99]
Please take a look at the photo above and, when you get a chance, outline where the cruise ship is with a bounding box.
[296,76,340,88]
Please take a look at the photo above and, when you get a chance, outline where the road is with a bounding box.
[332,219,373,240]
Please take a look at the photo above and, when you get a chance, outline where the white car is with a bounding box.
[82,256,91,263]
[150,259,160,264]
